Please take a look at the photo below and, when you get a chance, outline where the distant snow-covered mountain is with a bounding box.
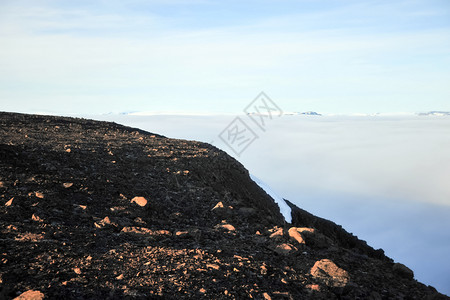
[283,111,322,116]
[300,111,322,116]
[417,111,450,116]
[112,110,449,117]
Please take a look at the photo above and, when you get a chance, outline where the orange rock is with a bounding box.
[131,196,147,207]
[297,227,315,234]
[13,290,44,300]
[306,284,321,291]
[95,216,112,228]
[211,202,233,216]
[288,227,306,245]
[207,264,220,270]
[260,265,268,275]
[7,224,17,231]
[215,221,236,232]
[101,216,111,225]
[212,201,224,210]
[155,230,171,235]
[263,292,272,300]
[32,214,43,222]
[121,227,170,236]
[175,231,189,237]
[5,197,13,206]
[63,182,73,188]
[310,259,349,288]
[14,233,44,242]
[274,243,293,255]
[221,224,235,231]
[35,192,44,199]
[269,227,284,239]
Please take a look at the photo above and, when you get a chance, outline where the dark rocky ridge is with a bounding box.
[0,111,447,299]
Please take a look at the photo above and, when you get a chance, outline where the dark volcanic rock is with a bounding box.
[0,111,448,299]
[393,263,414,279]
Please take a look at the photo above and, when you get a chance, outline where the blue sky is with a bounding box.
[1,0,449,114]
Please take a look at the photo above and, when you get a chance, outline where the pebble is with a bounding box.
[306,284,321,292]
[211,201,233,216]
[175,231,189,237]
[212,201,224,210]
[207,264,220,270]
[73,267,82,275]
[131,196,147,207]
[5,197,14,206]
[31,214,43,222]
[35,192,44,199]
[263,292,272,300]
[220,224,235,231]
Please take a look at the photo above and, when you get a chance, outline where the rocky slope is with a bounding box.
[0,112,447,299]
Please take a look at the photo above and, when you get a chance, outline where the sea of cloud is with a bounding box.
[91,113,450,295]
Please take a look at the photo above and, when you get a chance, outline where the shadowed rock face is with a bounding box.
[286,200,387,260]
[0,112,447,299]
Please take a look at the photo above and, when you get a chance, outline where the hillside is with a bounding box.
[0,112,447,299]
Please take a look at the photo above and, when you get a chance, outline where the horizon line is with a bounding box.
[3,110,450,118]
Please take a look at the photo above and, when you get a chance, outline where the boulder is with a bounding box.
[14,290,44,300]
[288,227,305,245]
[310,259,350,288]
[393,263,414,279]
